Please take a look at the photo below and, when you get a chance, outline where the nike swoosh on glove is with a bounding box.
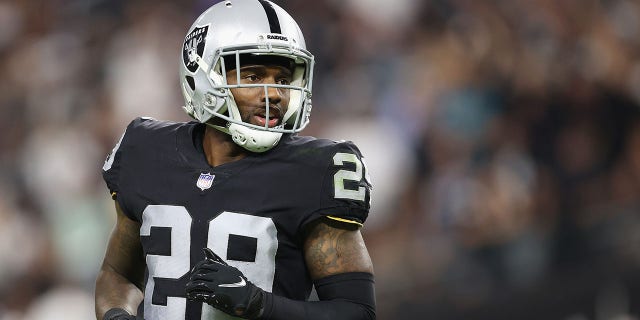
[185,248,265,319]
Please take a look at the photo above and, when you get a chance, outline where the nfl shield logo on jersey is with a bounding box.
[196,172,215,191]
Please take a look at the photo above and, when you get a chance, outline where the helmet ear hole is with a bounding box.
[185,76,195,91]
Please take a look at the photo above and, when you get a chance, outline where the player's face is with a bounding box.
[226,65,292,128]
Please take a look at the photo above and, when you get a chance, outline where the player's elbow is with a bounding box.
[356,301,376,320]
[328,300,376,320]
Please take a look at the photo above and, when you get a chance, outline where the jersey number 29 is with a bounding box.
[141,206,277,320]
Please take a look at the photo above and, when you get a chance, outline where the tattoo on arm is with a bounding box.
[304,221,373,280]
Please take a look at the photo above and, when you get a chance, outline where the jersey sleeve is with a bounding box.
[304,140,373,230]
[102,128,128,200]
[101,117,154,221]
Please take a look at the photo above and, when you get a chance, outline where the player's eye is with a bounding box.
[244,74,259,82]
[277,78,290,85]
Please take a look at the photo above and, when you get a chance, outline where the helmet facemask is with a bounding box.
[183,41,314,153]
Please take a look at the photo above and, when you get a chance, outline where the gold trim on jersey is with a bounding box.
[326,215,363,227]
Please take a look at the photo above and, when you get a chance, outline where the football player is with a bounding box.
[95,1,375,319]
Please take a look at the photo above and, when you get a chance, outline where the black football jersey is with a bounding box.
[102,117,372,320]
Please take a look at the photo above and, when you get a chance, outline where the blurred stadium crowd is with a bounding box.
[1,0,640,319]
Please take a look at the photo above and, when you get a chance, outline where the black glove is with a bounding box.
[103,308,137,320]
[185,248,265,319]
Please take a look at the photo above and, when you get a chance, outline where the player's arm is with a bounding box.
[304,219,374,278]
[95,201,145,320]
[257,219,375,319]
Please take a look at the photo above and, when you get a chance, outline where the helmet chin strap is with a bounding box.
[228,123,282,152]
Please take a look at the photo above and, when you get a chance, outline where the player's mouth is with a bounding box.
[253,109,282,128]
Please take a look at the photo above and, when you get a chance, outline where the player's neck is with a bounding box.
[202,126,248,167]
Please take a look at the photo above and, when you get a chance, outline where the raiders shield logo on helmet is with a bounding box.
[183,25,209,73]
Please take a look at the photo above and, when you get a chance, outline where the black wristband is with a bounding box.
[103,308,131,320]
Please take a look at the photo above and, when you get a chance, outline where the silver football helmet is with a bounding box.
[179,0,314,152]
